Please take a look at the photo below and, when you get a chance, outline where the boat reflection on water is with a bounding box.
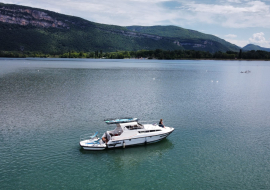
[80,139,173,168]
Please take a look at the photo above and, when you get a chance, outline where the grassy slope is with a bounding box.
[126,25,240,52]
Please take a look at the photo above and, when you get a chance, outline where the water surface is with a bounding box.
[0,58,270,189]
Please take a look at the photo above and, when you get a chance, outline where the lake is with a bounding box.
[0,58,270,189]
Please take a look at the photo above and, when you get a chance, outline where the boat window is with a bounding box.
[125,126,132,130]
[133,125,141,129]
[125,125,143,130]
[139,131,149,133]
[139,129,161,133]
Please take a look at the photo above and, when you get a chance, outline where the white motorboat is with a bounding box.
[80,118,174,150]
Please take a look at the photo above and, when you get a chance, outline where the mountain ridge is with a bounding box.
[242,44,270,52]
[126,25,240,53]
[0,2,240,54]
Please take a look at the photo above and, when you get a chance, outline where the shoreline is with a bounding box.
[0,57,269,61]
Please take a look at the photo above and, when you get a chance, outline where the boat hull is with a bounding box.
[79,121,174,151]
[80,139,107,150]
[81,146,106,150]
[107,129,174,149]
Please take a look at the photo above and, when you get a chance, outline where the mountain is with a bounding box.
[126,26,240,53]
[242,44,270,52]
[0,3,240,54]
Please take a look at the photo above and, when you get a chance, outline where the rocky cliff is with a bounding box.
[0,4,166,41]
[0,6,69,28]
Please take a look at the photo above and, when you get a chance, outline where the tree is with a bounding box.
[95,51,98,58]
[238,49,242,59]
[100,50,103,58]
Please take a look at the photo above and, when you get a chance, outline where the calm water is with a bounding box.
[1,58,270,189]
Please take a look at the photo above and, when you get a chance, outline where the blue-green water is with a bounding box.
[0,58,270,189]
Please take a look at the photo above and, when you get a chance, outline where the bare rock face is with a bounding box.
[173,40,181,46]
[0,6,69,29]
[122,30,163,40]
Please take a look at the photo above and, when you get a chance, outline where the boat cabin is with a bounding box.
[120,122,144,130]
[107,122,144,137]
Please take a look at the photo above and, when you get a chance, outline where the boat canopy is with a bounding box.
[104,118,139,124]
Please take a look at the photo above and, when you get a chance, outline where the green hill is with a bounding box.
[0,3,240,54]
[126,25,240,53]
[242,44,270,52]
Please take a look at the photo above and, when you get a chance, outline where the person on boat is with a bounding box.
[159,119,165,128]
[102,133,109,144]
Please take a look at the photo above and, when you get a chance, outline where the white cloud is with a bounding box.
[226,0,241,3]
[225,34,237,38]
[225,38,249,47]
[248,32,270,48]
[225,33,270,48]
[177,1,270,28]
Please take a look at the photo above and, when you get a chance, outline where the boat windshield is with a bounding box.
[108,126,123,136]
[125,124,143,130]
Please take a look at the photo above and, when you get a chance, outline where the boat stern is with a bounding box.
[80,139,106,151]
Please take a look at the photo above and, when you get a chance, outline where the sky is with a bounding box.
[2,0,270,48]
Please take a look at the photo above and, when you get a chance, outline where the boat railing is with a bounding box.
[80,132,98,142]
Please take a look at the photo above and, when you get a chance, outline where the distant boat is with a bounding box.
[240,70,251,73]
[79,118,174,150]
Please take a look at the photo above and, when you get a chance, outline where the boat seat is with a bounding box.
[90,132,98,139]
[87,137,101,145]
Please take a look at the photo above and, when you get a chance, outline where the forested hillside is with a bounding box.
[126,26,240,52]
[242,44,270,52]
[0,3,240,54]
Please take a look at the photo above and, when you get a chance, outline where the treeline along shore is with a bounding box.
[1,49,270,60]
